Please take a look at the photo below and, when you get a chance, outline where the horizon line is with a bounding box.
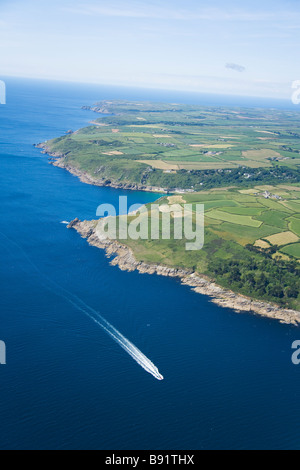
[0,73,294,104]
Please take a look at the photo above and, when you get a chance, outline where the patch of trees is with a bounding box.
[208,255,300,305]
[146,165,300,191]
[194,166,300,189]
[90,140,123,147]
[246,244,278,258]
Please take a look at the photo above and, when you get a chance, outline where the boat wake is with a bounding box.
[77,307,164,380]
[93,316,164,381]
[0,231,164,381]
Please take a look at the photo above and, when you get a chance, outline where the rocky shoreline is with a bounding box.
[68,218,300,327]
[36,143,169,194]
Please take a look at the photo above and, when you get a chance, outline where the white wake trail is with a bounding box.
[65,296,164,381]
[0,231,164,381]
[98,317,164,381]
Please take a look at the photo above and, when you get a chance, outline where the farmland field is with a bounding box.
[289,217,300,236]
[206,210,262,227]
[281,243,300,258]
[265,231,299,246]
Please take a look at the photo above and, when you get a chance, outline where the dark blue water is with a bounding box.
[0,77,300,450]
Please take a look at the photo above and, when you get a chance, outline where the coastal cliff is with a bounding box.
[68,218,300,327]
[36,143,169,194]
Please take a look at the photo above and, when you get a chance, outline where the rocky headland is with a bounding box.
[68,218,300,327]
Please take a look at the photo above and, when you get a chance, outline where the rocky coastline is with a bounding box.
[36,143,169,194]
[68,218,300,327]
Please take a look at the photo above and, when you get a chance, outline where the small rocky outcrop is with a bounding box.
[67,218,80,229]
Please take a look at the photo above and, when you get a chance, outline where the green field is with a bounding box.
[255,210,289,229]
[289,217,300,237]
[206,210,262,227]
[281,243,300,258]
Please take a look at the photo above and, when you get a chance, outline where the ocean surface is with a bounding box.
[0,77,300,450]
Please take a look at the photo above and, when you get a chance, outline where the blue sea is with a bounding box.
[0,77,300,450]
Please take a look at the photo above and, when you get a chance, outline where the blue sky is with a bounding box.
[0,0,300,98]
